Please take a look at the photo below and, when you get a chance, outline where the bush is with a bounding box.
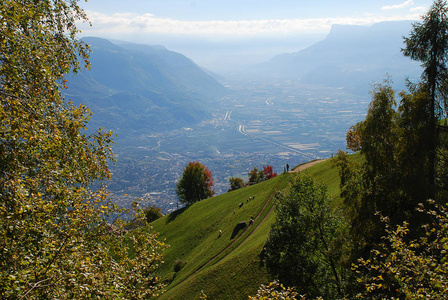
[249,281,303,300]
[144,205,164,223]
[354,200,448,299]
[263,165,278,179]
[174,259,187,272]
[228,177,245,191]
[263,174,349,299]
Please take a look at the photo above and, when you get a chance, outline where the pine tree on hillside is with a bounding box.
[402,0,448,190]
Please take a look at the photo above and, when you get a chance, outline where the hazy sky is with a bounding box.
[77,0,434,67]
[78,0,432,36]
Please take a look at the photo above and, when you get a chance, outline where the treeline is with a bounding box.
[229,165,278,192]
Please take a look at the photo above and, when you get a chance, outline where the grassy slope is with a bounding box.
[149,153,361,299]
[150,174,289,299]
[301,153,363,200]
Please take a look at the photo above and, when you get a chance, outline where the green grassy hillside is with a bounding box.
[148,154,360,299]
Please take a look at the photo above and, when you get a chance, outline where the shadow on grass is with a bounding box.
[165,206,188,224]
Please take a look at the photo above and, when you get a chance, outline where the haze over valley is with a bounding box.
[67,20,423,213]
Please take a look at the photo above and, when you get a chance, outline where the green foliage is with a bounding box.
[402,0,448,117]
[331,151,364,242]
[355,200,448,299]
[144,205,164,223]
[336,81,435,255]
[228,176,245,191]
[350,82,402,245]
[106,228,168,299]
[0,1,167,298]
[248,165,277,185]
[397,84,433,203]
[176,161,214,205]
[402,0,448,186]
[249,281,303,300]
[263,174,349,299]
[248,167,264,184]
[335,3,448,294]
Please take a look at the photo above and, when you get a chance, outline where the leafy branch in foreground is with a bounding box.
[249,281,305,300]
[0,1,167,298]
[354,200,448,299]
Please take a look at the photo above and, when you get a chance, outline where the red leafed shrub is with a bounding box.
[263,165,278,180]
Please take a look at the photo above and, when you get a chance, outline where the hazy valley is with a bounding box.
[107,80,368,213]
[65,21,422,213]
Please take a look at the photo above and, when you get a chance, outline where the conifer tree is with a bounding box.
[402,0,448,188]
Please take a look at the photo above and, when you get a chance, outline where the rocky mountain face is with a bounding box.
[260,21,422,94]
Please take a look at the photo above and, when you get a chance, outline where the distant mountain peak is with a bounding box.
[66,37,226,134]
[260,20,420,94]
[326,20,413,41]
[109,39,168,51]
[81,37,122,51]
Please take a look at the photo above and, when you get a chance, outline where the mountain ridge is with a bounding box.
[65,37,226,135]
[260,20,422,93]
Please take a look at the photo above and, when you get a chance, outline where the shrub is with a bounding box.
[174,259,187,272]
[228,177,245,191]
[144,205,164,223]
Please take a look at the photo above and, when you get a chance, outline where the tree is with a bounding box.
[263,174,349,299]
[144,205,164,223]
[331,150,363,222]
[247,165,277,185]
[346,122,363,152]
[228,177,245,192]
[402,0,448,188]
[0,1,167,298]
[338,82,435,253]
[353,81,402,243]
[248,167,265,185]
[396,84,433,206]
[176,161,214,205]
[262,164,278,180]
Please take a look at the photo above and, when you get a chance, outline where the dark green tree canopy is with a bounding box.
[402,0,448,106]
[176,161,214,205]
[402,0,448,185]
[144,205,164,223]
[263,174,347,299]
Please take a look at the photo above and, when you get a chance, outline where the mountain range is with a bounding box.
[58,20,428,213]
[258,21,423,94]
[65,37,226,136]
[65,21,424,138]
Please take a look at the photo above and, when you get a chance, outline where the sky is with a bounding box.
[77,0,434,69]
